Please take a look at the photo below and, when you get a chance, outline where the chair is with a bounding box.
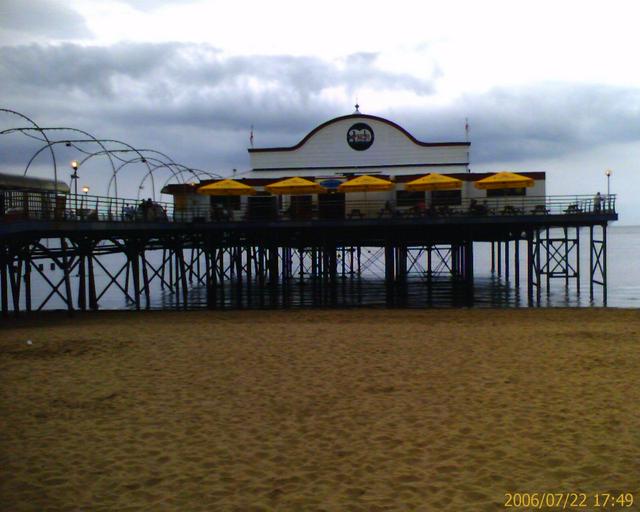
[501,205,522,215]
[564,204,582,214]
[468,201,488,216]
[531,204,549,215]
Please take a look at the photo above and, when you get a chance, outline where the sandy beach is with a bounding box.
[1,309,639,511]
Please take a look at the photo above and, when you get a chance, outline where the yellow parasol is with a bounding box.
[337,175,393,193]
[197,179,256,196]
[474,172,534,190]
[265,176,327,195]
[405,173,463,192]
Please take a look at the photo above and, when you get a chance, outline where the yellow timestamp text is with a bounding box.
[504,492,635,509]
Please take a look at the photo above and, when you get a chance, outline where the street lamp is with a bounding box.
[71,160,79,213]
[82,185,89,212]
[605,169,612,197]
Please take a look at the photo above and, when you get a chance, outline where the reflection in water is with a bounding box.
[144,274,603,311]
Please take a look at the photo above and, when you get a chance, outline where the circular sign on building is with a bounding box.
[346,123,374,151]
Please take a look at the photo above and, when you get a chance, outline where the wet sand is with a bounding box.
[1,309,639,511]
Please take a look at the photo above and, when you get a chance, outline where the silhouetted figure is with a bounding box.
[594,192,602,212]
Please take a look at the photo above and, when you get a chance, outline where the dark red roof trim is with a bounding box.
[160,183,198,194]
[395,172,546,183]
[248,114,470,153]
[165,172,546,192]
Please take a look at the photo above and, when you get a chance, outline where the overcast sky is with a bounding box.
[1,0,639,222]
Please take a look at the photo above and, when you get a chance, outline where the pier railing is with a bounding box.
[0,191,616,225]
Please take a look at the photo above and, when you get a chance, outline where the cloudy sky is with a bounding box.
[1,0,639,222]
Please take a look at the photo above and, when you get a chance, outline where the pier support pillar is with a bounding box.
[385,244,395,306]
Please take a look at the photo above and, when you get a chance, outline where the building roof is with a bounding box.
[0,172,70,193]
[248,113,469,153]
[161,172,546,194]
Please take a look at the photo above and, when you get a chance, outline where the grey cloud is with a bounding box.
[460,84,640,163]
[0,42,436,127]
[0,0,92,40]
[2,41,640,198]
[395,83,640,164]
[0,43,433,102]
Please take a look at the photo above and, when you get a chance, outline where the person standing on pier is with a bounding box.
[594,192,602,212]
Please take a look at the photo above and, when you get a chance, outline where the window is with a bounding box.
[431,189,462,206]
[396,190,425,207]
[210,195,241,210]
[487,188,526,197]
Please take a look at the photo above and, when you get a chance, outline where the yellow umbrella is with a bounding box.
[405,173,463,191]
[337,174,393,193]
[197,179,256,196]
[266,176,327,195]
[474,171,534,190]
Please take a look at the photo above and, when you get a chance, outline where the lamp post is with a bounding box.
[605,169,612,197]
[71,160,79,214]
[82,185,89,211]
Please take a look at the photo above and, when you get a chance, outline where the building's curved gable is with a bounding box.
[249,114,469,172]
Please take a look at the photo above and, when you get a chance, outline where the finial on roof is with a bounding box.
[354,103,360,113]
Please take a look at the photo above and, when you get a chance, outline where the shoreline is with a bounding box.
[2,309,639,510]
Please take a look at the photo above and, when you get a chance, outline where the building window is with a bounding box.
[396,191,425,207]
[486,188,527,197]
[431,190,462,206]
[210,195,241,210]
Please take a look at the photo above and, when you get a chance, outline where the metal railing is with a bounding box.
[0,191,616,225]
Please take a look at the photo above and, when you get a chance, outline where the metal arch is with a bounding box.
[22,139,95,177]
[3,126,152,168]
[21,139,144,201]
[108,157,221,199]
[161,166,217,186]
[22,137,152,175]
[137,164,174,202]
[160,168,217,192]
[0,109,59,192]
[160,167,223,189]
[42,139,221,181]
[76,145,149,168]
[178,167,222,180]
[2,126,163,172]
[80,147,179,168]
[106,156,186,201]
[1,128,147,199]
[135,160,212,201]
[129,148,180,167]
[0,111,221,197]
[13,129,223,198]
[35,128,119,194]
[117,150,225,194]
[140,159,222,179]
[108,156,174,197]
[9,129,120,197]
[77,147,155,195]
[2,126,118,171]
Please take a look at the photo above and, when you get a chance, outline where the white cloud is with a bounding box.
[1,0,639,222]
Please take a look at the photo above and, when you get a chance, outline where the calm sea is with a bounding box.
[14,224,640,311]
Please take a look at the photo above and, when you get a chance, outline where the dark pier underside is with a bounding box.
[0,211,618,315]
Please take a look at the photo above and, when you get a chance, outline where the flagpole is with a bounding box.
[465,117,470,173]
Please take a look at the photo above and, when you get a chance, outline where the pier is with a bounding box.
[0,109,619,315]
[0,191,617,315]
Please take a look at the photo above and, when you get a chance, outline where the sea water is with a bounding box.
[11,225,640,311]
